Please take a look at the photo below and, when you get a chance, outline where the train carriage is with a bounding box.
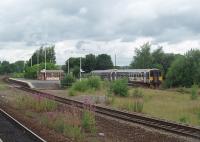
[91,69,162,86]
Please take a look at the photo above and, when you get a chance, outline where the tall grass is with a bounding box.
[132,88,144,113]
[16,95,57,112]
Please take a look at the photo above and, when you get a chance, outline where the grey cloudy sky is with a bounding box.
[0,0,200,65]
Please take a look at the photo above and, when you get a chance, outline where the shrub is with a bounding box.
[133,100,144,113]
[111,78,128,97]
[11,72,24,78]
[132,88,144,98]
[61,73,76,87]
[72,79,89,92]
[87,76,101,90]
[81,110,96,133]
[191,84,198,100]
[132,88,144,112]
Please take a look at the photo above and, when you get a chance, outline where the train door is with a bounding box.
[111,71,116,81]
[144,72,146,83]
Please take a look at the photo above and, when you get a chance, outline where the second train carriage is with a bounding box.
[91,69,162,86]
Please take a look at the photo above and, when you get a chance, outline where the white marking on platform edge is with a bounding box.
[0,138,3,142]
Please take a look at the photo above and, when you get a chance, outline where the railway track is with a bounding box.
[5,78,200,140]
[0,108,46,142]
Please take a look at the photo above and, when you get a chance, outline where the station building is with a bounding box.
[38,69,64,80]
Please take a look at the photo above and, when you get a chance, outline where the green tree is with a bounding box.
[27,45,56,66]
[96,54,113,70]
[82,54,96,73]
[13,61,25,73]
[165,49,200,87]
[24,63,58,79]
[130,43,153,68]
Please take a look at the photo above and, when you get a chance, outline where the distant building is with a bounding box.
[38,69,64,80]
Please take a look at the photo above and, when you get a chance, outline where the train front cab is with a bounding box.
[149,69,162,87]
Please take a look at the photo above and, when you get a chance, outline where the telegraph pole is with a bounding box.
[37,51,39,79]
[115,54,116,69]
[80,57,82,81]
[68,59,70,74]
[45,48,47,80]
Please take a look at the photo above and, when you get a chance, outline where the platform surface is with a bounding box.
[12,78,60,89]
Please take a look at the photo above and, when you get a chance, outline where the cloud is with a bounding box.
[0,0,200,65]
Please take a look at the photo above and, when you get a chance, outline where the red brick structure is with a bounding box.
[38,69,64,80]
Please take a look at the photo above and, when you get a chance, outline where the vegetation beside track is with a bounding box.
[49,78,200,126]
[0,81,100,142]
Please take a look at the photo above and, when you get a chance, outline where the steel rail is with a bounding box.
[0,108,46,142]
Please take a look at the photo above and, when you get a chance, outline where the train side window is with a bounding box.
[150,71,154,77]
[146,72,149,79]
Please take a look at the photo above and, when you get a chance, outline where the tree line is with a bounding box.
[62,54,113,78]
[0,42,200,88]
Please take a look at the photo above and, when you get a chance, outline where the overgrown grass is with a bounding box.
[39,105,96,141]
[16,95,58,112]
[110,87,200,126]
[191,84,198,100]
[0,84,8,91]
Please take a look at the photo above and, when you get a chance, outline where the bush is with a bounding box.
[11,72,24,78]
[72,79,89,92]
[61,73,76,87]
[132,88,144,98]
[191,84,198,100]
[87,76,101,90]
[133,100,144,113]
[111,78,128,97]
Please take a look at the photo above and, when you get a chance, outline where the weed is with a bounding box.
[16,95,57,112]
[81,110,96,133]
[63,125,84,142]
[133,99,144,113]
[105,87,115,105]
[132,88,144,98]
